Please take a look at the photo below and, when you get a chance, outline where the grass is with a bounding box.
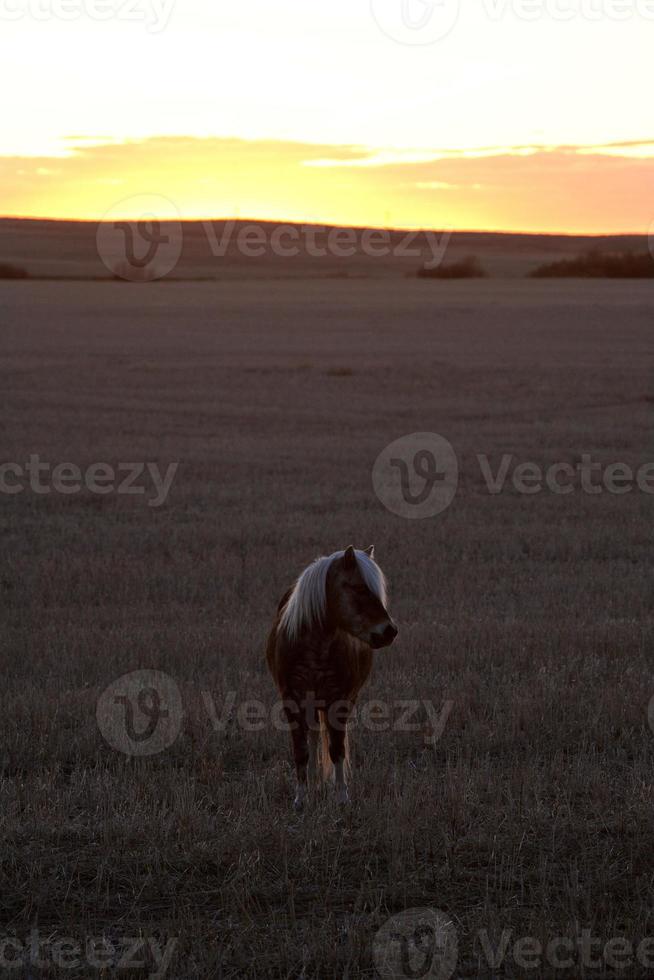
[1,278,653,977]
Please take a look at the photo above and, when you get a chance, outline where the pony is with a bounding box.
[266,545,398,809]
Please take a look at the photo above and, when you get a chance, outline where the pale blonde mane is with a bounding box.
[278,550,387,642]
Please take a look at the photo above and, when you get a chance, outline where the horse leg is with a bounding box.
[326,716,350,806]
[308,725,320,790]
[286,707,309,811]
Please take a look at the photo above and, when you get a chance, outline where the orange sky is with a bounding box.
[2,3,653,232]
[2,136,652,234]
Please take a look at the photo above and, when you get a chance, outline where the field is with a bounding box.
[1,276,653,978]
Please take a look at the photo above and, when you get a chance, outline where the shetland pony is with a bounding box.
[266,545,398,809]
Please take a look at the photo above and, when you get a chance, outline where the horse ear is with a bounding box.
[343,545,356,568]
[365,545,375,558]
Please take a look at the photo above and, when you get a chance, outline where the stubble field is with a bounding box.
[1,278,653,978]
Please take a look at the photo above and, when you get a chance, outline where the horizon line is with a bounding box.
[0,214,649,239]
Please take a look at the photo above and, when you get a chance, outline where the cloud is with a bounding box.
[414,182,485,191]
[302,139,654,168]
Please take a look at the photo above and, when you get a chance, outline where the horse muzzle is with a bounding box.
[368,621,399,649]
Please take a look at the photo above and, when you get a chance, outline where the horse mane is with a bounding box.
[278,550,387,642]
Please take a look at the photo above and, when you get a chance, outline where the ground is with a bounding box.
[1,278,653,978]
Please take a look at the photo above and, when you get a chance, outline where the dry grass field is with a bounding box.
[1,277,653,978]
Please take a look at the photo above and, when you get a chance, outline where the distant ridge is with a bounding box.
[0,217,649,282]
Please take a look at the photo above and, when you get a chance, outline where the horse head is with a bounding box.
[327,545,398,649]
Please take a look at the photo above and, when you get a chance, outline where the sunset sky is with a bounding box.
[2,0,653,232]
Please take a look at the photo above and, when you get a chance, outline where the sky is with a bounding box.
[2,0,653,232]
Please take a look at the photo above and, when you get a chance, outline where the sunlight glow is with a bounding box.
[1,1,652,231]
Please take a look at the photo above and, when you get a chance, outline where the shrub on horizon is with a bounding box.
[0,262,29,279]
[417,255,487,279]
[530,250,654,279]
